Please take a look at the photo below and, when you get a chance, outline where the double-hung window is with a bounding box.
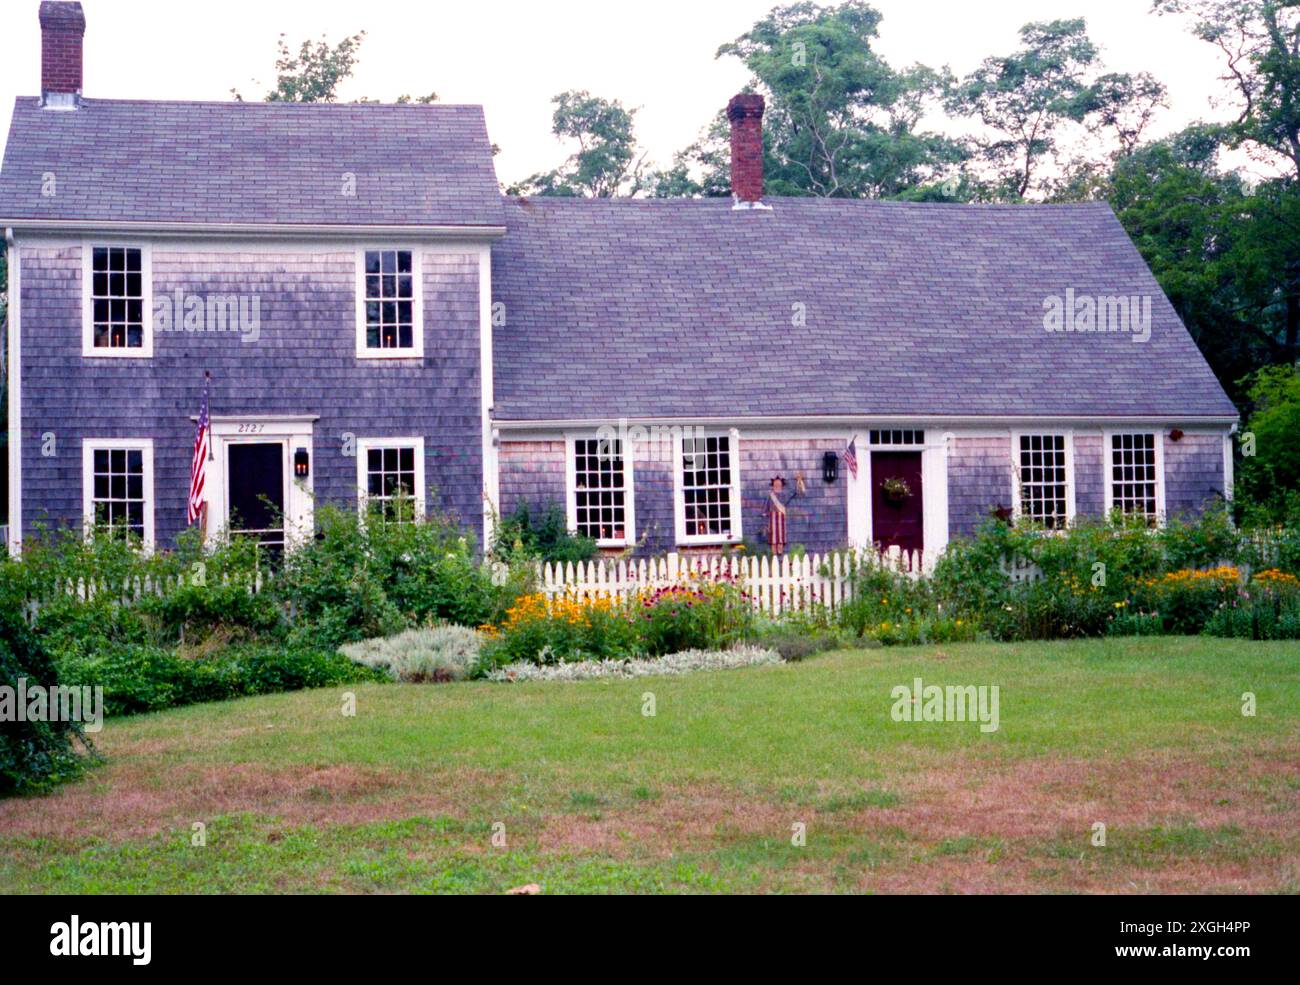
[357,249,422,358]
[1106,432,1163,523]
[676,432,741,544]
[82,439,155,548]
[356,437,425,522]
[83,244,151,356]
[567,436,634,546]
[1014,433,1072,529]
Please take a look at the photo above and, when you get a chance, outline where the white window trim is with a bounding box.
[81,438,155,550]
[673,428,743,547]
[1010,430,1076,528]
[1102,429,1166,523]
[564,433,636,548]
[354,247,425,359]
[81,241,153,358]
[355,436,426,520]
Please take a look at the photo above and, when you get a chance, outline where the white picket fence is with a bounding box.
[19,569,271,625]
[535,547,932,615]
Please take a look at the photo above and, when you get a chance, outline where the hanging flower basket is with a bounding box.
[880,476,913,504]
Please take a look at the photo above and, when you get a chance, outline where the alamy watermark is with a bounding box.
[1042,288,1151,342]
[890,677,1000,733]
[593,419,711,462]
[0,677,103,733]
[154,290,261,342]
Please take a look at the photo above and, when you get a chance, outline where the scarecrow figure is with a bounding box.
[765,472,806,556]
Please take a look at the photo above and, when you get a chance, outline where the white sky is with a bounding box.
[0,0,1251,186]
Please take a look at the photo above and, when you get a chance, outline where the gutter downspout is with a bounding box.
[5,227,18,556]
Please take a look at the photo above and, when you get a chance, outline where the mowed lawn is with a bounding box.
[1,636,1297,894]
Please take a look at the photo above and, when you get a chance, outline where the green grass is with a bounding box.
[1,636,1297,894]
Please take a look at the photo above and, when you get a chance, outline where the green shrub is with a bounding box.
[341,624,484,682]
[752,627,849,661]
[492,501,597,564]
[136,580,285,648]
[0,606,91,796]
[57,642,382,718]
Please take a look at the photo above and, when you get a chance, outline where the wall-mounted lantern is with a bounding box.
[294,448,310,478]
[822,451,839,484]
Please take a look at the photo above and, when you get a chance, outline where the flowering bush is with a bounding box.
[479,570,752,668]
[479,590,640,668]
[635,574,751,656]
[1202,566,1300,640]
[1133,566,1240,635]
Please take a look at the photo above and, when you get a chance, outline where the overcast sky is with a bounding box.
[0,0,1247,186]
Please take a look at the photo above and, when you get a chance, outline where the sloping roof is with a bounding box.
[491,197,1236,421]
[0,97,503,228]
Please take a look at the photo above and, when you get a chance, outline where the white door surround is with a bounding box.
[203,416,316,548]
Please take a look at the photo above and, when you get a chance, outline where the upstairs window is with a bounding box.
[1108,432,1162,523]
[84,244,151,357]
[676,432,741,544]
[1015,434,1071,529]
[357,249,422,357]
[567,437,634,546]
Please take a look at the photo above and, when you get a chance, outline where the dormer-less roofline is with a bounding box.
[0,219,508,240]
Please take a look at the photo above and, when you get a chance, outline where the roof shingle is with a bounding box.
[491,196,1236,420]
[0,97,503,227]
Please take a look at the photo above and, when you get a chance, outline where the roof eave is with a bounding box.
[0,218,507,240]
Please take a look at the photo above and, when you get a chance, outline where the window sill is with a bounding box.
[82,347,153,359]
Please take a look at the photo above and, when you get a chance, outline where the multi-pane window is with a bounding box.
[1017,434,1069,529]
[572,438,629,543]
[90,246,144,349]
[89,447,146,540]
[680,434,737,541]
[365,445,419,521]
[362,250,415,351]
[1110,433,1159,521]
[869,429,925,446]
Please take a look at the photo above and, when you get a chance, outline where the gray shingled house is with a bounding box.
[2,2,1238,564]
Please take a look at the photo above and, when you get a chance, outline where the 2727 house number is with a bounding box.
[235,423,266,434]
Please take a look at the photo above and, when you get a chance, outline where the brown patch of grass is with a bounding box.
[0,760,504,843]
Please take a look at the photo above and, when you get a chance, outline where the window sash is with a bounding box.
[571,438,630,544]
[357,439,424,522]
[1016,434,1069,529]
[1109,432,1160,520]
[359,249,419,353]
[83,440,154,548]
[678,433,739,543]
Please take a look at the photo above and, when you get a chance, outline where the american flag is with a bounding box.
[843,437,859,480]
[187,377,211,525]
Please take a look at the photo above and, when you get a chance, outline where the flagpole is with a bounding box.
[199,371,212,542]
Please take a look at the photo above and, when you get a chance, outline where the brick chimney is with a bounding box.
[726,93,767,209]
[39,1,85,108]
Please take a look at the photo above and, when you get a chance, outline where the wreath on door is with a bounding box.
[880,476,913,504]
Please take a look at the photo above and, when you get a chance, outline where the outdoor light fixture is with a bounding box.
[1170,429,1185,442]
[294,448,310,478]
[822,451,839,484]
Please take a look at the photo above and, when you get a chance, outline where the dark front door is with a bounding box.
[871,450,923,553]
[227,442,285,554]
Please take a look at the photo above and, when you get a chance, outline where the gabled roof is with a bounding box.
[491,197,1237,421]
[0,97,503,229]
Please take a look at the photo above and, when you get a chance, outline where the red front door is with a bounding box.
[871,451,924,553]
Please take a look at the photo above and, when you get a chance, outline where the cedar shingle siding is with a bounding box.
[17,246,483,544]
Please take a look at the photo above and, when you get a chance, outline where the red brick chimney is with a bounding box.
[39,1,85,107]
[726,93,766,208]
